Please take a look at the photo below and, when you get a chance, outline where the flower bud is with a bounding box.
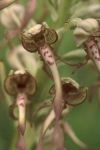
[78,18,99,34]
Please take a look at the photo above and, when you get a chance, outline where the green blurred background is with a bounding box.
[0,0,100,150]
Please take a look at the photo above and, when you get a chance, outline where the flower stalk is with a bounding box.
[39,44,63,119]
[70,18,100,74]
[84,36,100,73]
[20,24,63,120]
[16,93,27,135]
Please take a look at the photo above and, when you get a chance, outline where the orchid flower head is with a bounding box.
[4,69,37,150]
[49,77,87,106]
[4,70,37,96]
[4,69,37,122]
[72,18,100,47]
[20,24,58,52]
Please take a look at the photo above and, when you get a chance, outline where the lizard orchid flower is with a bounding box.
[32,77,87,150]
[4,70,37,150]
[70,18,100,74]
[20,24,63,120]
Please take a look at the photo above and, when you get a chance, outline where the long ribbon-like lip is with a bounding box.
[36,108,71,150]
[16,93,27,135]
[16,128,26,150]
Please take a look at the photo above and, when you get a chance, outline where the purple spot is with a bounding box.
[48,55,52,58]
[95,57,97,59]
[20,103,25,107]
[94,57,100,61]
[44,51,48,56]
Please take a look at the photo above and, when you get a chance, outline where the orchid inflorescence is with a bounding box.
[1,1,100,150]
[67,18,100,101]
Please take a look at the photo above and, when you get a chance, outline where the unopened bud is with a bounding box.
[73,18,100,47]
[77,18,99,34]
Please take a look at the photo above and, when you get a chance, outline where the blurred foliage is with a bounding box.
[0,0,100,150]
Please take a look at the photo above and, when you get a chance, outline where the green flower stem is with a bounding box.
[0,61,11,105]
[39,44,63,119]
[54,0,72,28]
[84,36,100,73]
[63,49,86,60]
[16,93,27,135]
